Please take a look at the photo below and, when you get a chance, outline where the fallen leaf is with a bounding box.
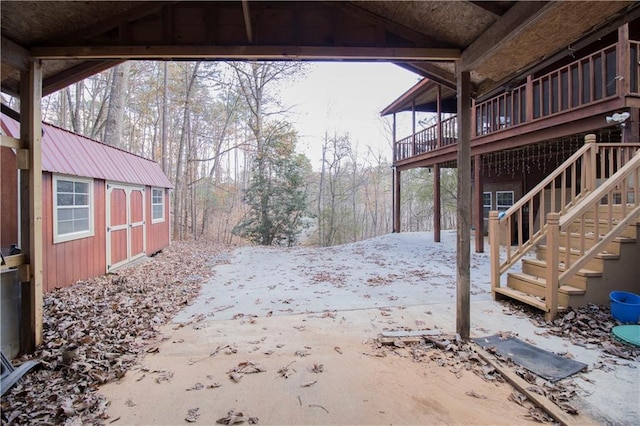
[186,407,200,423]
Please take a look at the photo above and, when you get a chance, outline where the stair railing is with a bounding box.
[489,135,640,297]
[546,150,640,313]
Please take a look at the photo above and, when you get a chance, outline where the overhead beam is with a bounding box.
[397,62,458,91]
[1,36,30,71]
[242,0,254,44]
[331,1,448,47]
[43,60,124,96]
[31,45,461,61]
[468,1,509,17]
[460,1,552,72]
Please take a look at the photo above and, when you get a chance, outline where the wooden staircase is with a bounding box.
[495,209,639,313]
[489,136,640,319]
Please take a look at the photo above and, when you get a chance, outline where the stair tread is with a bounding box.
[507,272,586,294]
[537,244,619,259]
[560,231,636,243]
[494,287,549,311]
[522,258,602,277]
[493,287,569,312]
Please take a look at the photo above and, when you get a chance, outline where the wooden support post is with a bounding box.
[433,164,441,242]
[474,154,484,253]
[622,107,639,143]
[392,113,397,163]
[583,133,597,193]
[19,59,44,353]
[456,67,471,340]
[393,168,401,233]
[526,74,534,123]
[489,211,500,297]
[545,212,560,321]
[411,100,416,156]
[617,24,630,97]
[436,85,442,148]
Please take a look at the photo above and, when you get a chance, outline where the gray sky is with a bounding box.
[279,62,420,168]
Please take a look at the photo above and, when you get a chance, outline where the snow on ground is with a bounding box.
[173,230,639,425]
[175,230,492,322]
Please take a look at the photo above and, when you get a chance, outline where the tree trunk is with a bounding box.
[104,62,131,147]
[172,62,201,240]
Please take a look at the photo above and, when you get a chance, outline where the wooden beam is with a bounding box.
[19,60,43,353]
[456,66,471,340]
[433,164,441,243]
[0,254,27,271]
[1,135,21,149]
[393,168,401,233]
[242,0,254,44]
[474,346,584,426]
[330,2,447,47]
[474,154,484,253]
[468,1,510,17]
[396,62,458,91]
[1,36,30,71]
[30,45,461,61]
[460,1,552,72]
[43,60,123,96]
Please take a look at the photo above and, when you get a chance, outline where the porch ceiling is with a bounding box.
[2,1,638,98]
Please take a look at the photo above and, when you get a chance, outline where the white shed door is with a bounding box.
[106,184,146,272]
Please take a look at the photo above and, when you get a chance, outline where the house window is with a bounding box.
[482,192,492,218]
[53,176,93,243]
[496,191,515,212]
[152,188,164,223]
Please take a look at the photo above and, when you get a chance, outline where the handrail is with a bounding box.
[556,151,640,284]
[490,136,640,298]
[491,137,594,281]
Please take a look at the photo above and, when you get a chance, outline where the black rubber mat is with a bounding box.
[472,335,587,382]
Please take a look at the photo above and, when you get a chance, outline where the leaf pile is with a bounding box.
[527,304,639,361]
[1,240,227,425]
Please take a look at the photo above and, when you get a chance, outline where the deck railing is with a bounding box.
[489,136,640,304]
[476,42,628,137]
[394,115,457,161]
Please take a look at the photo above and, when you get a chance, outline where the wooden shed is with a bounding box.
[1,110,172,292]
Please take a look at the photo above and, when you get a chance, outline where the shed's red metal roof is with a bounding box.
[1,113,172,188]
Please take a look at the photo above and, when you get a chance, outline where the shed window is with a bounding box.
[496,191,515,212]
[53,176,94,243]
[152,188,165,223]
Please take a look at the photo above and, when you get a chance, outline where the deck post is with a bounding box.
[393,167,401,233]
[436,85,442,148]
[474,154,484,253]
[584,133,597,193]
[392,113,397,162]
[433,163,441,242]
[19,59,44,353]
[545,212,560,321]
[456,67,471,340]
[489,211,500,297]
[617,24,630,96]
[411,100,416,156]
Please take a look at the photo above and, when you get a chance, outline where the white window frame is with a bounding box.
[496,190,515,212]
[482,191,492,218]
[151,187,165,223]
[53,175,94,243]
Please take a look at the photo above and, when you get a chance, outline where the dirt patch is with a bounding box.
[100,312,538,425]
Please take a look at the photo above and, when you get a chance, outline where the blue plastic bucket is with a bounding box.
[610,291,640,324]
